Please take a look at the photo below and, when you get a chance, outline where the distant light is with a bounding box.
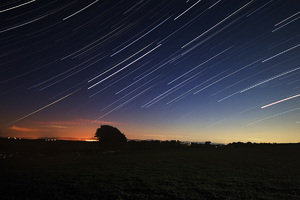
[85,139,98,142]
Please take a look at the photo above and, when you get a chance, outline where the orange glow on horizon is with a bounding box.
[85,139,98,142]
[2,117,300,144]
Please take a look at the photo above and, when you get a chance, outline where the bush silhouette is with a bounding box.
[94,125,127,149]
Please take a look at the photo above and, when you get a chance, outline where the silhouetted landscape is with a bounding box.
[1,126,300,199]
[2,1,300,199]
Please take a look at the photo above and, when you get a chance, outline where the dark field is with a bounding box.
[1,139,300,200]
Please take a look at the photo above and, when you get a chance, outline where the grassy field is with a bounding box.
[1,139,300,199]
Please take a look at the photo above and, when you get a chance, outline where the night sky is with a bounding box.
[1,0,300,143]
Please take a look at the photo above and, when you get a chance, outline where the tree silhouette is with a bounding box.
[94,125,127,149]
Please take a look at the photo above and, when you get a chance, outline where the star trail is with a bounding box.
[1,0,299,143]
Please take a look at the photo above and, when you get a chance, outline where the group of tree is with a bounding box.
[95,125,295,151]
[94,125,217,151]
[94,125,127,149]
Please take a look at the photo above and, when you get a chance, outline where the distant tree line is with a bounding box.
[93,125,300,152]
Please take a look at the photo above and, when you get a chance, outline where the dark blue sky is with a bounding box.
[1,0,300,142]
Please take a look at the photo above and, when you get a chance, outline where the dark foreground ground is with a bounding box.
[1,139,300,200]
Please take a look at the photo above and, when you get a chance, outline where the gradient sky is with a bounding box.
[1,0,300,143]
